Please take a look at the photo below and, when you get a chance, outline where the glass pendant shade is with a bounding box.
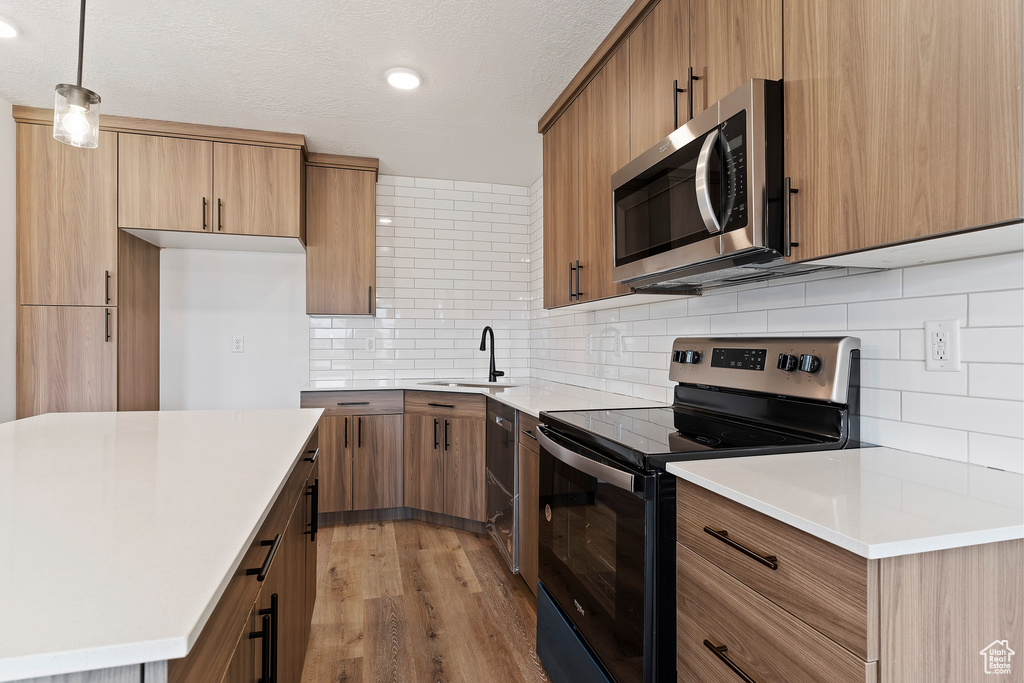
[53,83,100,148]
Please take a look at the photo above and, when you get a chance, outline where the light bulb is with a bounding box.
[385,68,422,90]
[62,106,91,141]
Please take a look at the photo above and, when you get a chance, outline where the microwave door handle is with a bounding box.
[536,426,639,493]
[695,128,723,235]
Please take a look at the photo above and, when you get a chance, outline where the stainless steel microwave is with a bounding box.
[612,79,819,292]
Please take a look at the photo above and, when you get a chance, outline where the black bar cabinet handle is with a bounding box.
[433,418,439,449]
[687,66,700,121]
[568,262,575,301]
[104,270,110,304]
[358,417,362,448]
[246,533,283,581]
[336,401,370,406]
[258,593,278,683]
[249,614,271,683]
[428,402,455,409]
[344,417,348,448]
[368,285,372,314]
[703,526,778,570]
[304,447,319,464]
[217,198,223,231]
[784,177,800,257]
[673,78,690,129]
[202,197,208,230]
[704,640,758,683]
[521,428,537,441]
[305,478,319,541]
[104,308,111,342]
[444,419,450,451]
[575,260,582,300]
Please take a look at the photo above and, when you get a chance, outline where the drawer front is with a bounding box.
[300,390,404,416]
[169,447,314,683]
[678,544,876,683]
[404,390,485,419]
[518,412,540,452]
[677,479,875,659]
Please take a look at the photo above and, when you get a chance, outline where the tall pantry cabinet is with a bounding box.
[16,123,159,418]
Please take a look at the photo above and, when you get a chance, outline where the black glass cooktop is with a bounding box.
[542,405,834,471]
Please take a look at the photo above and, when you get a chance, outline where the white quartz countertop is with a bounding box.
[0,409,323,682]
[667,448,1024,559]
[302,378,664,417]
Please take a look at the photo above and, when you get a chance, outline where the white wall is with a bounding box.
[528,179,1024,473]
[0,97,16,423]
[161,249,308,410]
[308,174,532,381]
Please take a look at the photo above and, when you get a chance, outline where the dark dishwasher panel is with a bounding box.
[485,397,518,572]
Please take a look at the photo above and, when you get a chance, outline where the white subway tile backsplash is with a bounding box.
[969,289,1024,327]
[968,433,1024,473]
[767,304,846,332]
[860,417,970,461]
[969,364,1024,401]
[902,252,1024,297]
[805,269,902,305]
[902,392,1023,439]
[847,295,968,330]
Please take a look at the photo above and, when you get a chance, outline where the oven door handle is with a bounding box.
[695,127,723,235]
[537,426,640,493]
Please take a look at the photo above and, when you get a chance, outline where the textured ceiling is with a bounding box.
[0,0,633,185]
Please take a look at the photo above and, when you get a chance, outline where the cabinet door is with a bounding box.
[542,104,579,309]
[213,143,303,238]
[220,600,256,683]
[689,0,782,116]
[404,414,445,514]
[306,166,376,315]
[352,414,404,510]
[517,442,539,597]
[118,133,212,232]
[17,124,118,306]
[783,0,1021,261]
[17,306,117,418]
[319,416,353,513]
[628,0,690,156]
[577,47,631,304]
[303,461,319,657]
[443,417,486,522]
[280,494,309,683]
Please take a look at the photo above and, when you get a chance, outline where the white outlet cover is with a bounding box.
[924,319,961,372]
[365,337,375,352]
[231,335,244,353]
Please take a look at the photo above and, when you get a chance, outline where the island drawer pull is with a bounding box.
[428,402,455,409]
[247,533,283,582]
[303,447,319,464]
[336,401,370,406]
[305,478,319,542]
[249,613,271,683]
[704,640,758,683]
[703,526,778,570]
[258,593,278,683]
[520,428,537,441]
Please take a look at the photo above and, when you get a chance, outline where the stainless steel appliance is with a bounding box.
[611,79,833,293]
[485,397,518,572]
[536,336,861,683]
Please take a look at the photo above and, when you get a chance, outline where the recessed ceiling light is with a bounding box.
[385,68,421,90]
[0,17,19,38]
[378,217,393,224]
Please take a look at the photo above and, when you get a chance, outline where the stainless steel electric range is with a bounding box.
[535,336,861,683]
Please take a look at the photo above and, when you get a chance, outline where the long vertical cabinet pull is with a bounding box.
[687,66,700,121]
[305,478,319,541]
[673,79,688,129]
[104,271,111,304]
[784,177,800,256]
[217,198,223,231]
[104,308,111,342]
[358,417,362,448]
[575,260,582,301]
[433,418,439,449]
[568,262,576,301]
[344,417,348,448]
[202,197,208,230]
[258,593,278,683]
[249,614,271,683]
[368,285,373,314]
[443,419,450,451]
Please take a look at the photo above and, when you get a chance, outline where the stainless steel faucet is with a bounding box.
[479,326,504,383]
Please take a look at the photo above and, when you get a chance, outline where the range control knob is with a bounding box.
[777,353,798,372]
[672,350,684,363]
[799,354,822,374]
[683,350,702,364]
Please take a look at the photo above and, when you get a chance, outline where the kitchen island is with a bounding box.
[0,409,323,683]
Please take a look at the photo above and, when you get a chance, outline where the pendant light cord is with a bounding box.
[76,0,86,87]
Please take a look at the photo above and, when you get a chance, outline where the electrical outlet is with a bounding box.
[924,319,961,372]
[365,337,375,352]
[232,335,244,353]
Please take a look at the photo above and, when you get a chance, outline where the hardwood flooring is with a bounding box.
[300,520,549,683]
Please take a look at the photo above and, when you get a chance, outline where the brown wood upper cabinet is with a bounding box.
[628,0,690,157]
[17,123,118,307]
[542,102,579,309]
[783,0,1022,262]
[306,164,377,315]
[688,0,782,118]
[214,142,303,238]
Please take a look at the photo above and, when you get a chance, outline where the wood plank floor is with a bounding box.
[300,520,549,683]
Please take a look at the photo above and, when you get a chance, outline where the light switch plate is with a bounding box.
[924,319,961,372]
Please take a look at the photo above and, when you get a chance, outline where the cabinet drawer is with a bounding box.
[677,544,876,683]
[518,412,540,452]
[405,390,485,419]
[300,390,403,416]
[677,479,876,659]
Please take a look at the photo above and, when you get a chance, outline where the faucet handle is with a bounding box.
[493,370,505,378]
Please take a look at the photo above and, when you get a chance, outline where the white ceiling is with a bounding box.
[0,0,633,186]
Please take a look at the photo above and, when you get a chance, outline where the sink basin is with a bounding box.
[418,380,520,389]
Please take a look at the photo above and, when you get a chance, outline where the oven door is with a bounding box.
[537,425,650,683]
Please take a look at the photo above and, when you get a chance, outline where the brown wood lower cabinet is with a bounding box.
[221,601,257,683]
[352,413,404,510]
[404,414,446,514]
[442,417,486,521]
[517,441,539,597]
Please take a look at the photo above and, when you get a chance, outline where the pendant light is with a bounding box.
[53,0,100,148]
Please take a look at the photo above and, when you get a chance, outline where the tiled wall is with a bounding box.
[527,179,1024,473]
[308,175,532,381]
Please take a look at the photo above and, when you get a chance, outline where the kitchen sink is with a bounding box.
[418,380,520,389]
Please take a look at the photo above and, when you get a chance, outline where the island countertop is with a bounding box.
[0,409,323,683]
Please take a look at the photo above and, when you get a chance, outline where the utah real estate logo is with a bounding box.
[980,640,1015,675]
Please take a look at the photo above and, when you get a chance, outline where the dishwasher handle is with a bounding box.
[536,425,641,493]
